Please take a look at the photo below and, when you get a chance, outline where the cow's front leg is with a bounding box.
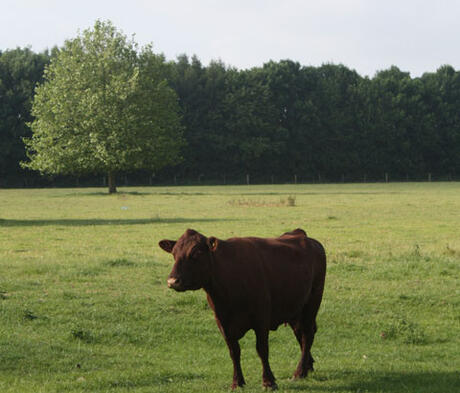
[215,319,245,389]
[226,338,245,390]
[255,328,277,390]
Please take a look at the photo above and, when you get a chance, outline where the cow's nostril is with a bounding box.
[167,278,177,288]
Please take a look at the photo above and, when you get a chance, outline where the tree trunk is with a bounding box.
[108,171,117,194]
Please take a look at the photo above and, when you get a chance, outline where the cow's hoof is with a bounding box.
[263,382,278,390]
[292,370,309,380]
[231,381,245,390]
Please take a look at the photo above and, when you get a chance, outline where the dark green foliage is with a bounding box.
[1,43,460,185]
[166,58,460,183]
[0,48,50,185]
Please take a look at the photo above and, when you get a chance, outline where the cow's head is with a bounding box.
[159,229,217,292]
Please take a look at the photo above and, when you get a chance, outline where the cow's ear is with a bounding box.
[207,236,218,252]
[159,240,176,253]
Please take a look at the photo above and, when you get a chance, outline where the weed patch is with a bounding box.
[329,262,368,273]
[344,250,365,258]
[62,291,80,300]
[75,266,105,276]
[23,309,38,321]
[103,258,136,267]
[381,317,427,344]
[71,328,95,343]
[444,243,460,257]
[228,195,296,207]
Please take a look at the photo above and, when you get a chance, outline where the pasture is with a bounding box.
[0,183,459,392]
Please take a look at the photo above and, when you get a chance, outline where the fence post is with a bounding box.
[385,173,389,183]
[428,173,432,182]
[294,174,297,184]
[246,174,250,185]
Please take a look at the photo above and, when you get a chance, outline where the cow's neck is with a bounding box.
[203,280,232,326]
[205,261,245,318]
[203,255,222,302]
[203,250,230,310]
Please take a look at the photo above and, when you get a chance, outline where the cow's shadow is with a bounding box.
[0,217,238,227]
[287,370,458,392]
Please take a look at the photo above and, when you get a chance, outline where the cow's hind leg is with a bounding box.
[290,320,310,379]
[255,328,277,390]
[291,298,321,379]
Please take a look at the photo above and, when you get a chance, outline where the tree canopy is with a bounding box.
[22,20,183,192]
[1,24,460,187]
[165,58,460,183]
[0,47,49,184]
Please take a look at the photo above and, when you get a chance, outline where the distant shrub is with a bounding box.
[286,195,296,207]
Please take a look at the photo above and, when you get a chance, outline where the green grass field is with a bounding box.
[0,183,459,392]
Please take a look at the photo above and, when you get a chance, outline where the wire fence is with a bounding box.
[1,171,459,188]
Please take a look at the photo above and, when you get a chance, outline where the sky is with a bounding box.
[1,0,459,78]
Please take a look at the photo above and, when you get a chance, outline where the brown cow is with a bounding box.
[159,228,326,390]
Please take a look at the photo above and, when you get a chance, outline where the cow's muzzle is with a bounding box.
[167,277,184,291]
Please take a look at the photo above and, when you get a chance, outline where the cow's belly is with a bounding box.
[269,301,306,330]
[268,269,312,329]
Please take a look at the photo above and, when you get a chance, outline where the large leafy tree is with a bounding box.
[23,20,183,193]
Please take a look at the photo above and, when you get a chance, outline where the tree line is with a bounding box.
[1,46,460,187]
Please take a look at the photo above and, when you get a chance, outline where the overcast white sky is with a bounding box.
[1,0,459,77]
